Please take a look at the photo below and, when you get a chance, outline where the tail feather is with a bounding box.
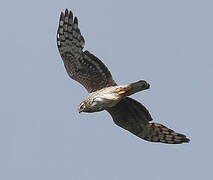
[124,80,150,96]
[142,123,190,144]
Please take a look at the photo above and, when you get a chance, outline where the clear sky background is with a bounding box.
[0,0,212,179]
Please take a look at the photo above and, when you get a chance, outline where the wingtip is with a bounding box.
[60,9,74,24]
[176,133,190,144]
[172,134,190,144]
[184,137,190,143]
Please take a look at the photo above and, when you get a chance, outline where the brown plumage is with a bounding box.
[57,9,190,144]
[57,9,116,93]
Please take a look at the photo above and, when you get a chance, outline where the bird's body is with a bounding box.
[57,9,190,144]
[79,80,150,113]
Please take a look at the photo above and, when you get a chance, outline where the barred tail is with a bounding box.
[142,123,190,144]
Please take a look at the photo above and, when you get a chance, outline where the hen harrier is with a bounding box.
[57,9,190,144]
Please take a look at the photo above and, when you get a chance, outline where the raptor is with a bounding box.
[57,9,190,144]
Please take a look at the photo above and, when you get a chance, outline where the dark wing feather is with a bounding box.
[57,9,116,93]
[107,97,152,135]
[107,97,190,144]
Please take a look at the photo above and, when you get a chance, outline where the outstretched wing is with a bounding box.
[107,97,190,144]
[57,9,116,93]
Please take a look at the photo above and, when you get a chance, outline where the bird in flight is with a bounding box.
[57,9,190,144]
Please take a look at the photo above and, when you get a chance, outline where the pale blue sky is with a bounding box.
[0,0,212,179]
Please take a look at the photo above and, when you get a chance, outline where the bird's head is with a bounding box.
[78,100,95,113]
[78,98,104,113]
